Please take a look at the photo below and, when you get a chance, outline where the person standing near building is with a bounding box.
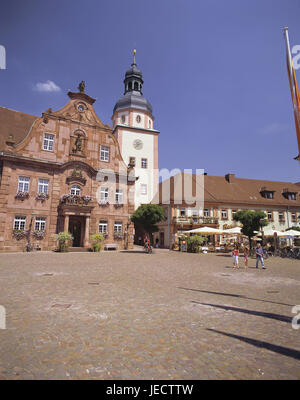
[255,243,266,269]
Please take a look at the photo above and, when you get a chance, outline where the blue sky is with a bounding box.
[0,0,299,182]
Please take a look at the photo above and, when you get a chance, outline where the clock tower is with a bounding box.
[112,50,159,209]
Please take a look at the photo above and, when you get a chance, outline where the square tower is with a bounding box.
[112,50,159,209]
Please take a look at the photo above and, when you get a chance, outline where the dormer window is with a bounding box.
[260,187,275,199]
[282,188,297,200]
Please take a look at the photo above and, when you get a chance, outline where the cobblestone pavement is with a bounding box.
[0,249,299,380]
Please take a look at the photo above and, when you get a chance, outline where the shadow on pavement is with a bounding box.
[193,301,291,323]
[207,328,300,361]
[177,287,293,307]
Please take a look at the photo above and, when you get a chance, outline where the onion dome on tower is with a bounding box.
[113,49,153,114]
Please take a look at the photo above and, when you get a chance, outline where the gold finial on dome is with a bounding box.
[133,48,136,65]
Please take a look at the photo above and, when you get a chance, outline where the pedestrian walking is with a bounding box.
[232,244,239,268]
[255,243,266,269]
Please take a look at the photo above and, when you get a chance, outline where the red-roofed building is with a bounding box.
[152,172,300,248]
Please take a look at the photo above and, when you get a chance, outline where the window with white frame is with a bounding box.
[180,208,186,217]
[43,133,54,151]
[203,209,209,217]
[221,210,228,219]
[99,220,108,234]
[14,216,26,231]
[192,209,199,217]
[100,187,109,202]
[35,217,46,231]
[38,179,49,194]
[115,189,123,204]
[140,184,147,195]
[100,145,110,162]
[70,185,81,195]
[287,193,297,200]
[141,158,148,169]
[18,177,30,192]
[114,221,122,233]
[232,210,237,218]
[291,212,297,222]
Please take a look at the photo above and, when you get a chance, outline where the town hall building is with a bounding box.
[0,51,159,252]
[0,81,138,252]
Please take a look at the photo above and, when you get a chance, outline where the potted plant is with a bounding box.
[188,235,205,253]
[32,230,45,240]
[56,232,73,252]
[36,192,49,202]
[99,199,109,206]
[15,191,29,200]
[91,233,104,252]
[13,229,27,240]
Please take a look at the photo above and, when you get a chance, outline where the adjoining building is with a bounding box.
[0,83,136,252]
[152,172,300,248]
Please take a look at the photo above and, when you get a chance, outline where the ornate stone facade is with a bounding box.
[0,87,136,252]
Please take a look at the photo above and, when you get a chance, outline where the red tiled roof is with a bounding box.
[154,173,300,207]
[0,107,38,150]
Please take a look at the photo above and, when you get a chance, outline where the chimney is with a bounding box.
[225,173,235,183]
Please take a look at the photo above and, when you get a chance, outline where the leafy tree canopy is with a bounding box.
[131,204,165,235]
[233,210,268,239]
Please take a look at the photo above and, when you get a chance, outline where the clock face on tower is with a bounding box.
[133,139,143,150]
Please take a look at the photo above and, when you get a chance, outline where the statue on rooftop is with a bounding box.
[78,80,85,93]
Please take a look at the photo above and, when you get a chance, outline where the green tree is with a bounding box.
[131,204,165,238]
[286,226,300,231]
[189,235,205,253]
[233,210,268,249]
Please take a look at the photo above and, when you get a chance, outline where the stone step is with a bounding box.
[68,247,90,252]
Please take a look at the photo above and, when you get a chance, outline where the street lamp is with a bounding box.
[124,221,130,250]
[26,211,35,252]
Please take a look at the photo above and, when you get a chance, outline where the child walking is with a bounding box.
[243,246,249,269]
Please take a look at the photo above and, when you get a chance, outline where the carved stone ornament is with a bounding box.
[66,169,87,185]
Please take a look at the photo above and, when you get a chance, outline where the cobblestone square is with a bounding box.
[0,249,299,380]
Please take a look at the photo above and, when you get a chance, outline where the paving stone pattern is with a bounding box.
[0,249,299,380]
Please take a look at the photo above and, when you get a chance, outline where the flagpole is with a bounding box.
[283,27,296,104]
[283,27,300,161]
